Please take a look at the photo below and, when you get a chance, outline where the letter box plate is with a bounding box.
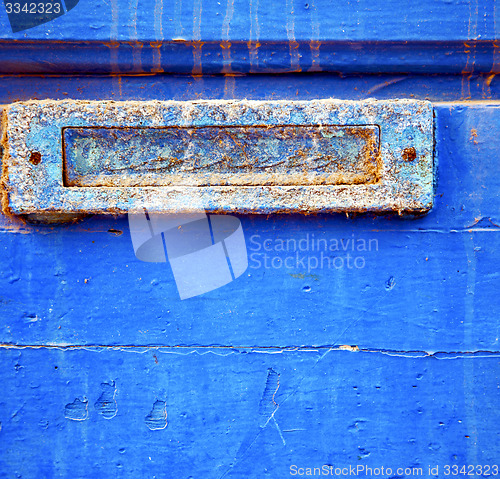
[1,99,433,215]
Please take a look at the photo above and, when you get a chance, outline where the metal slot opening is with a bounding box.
[62,125,381,188]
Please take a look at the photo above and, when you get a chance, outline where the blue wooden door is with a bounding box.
[0,1,499,477]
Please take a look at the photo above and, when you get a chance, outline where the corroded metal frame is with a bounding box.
[1,99,433,215]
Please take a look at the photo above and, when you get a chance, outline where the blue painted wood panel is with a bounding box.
[0,0,499,474]
[0,347,498,478]
[0,41,497,74]
[0,103,498,352]
[1,218,499,351]
[0,74,497,110]
[0,0,497,42]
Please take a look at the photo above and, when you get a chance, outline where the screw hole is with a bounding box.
[401,147,417,162]
[29,151,42,165]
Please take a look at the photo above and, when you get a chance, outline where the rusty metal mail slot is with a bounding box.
[1,99,434,215]
[63,125,380,187]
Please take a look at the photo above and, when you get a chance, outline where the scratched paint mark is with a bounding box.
[348,420,367,433]
[358,447,371,459]
[228,366,285,470]
[462,0,479,100]
[38,419,49,429]
[94,381,118,419]
[463,234,479,464]
[109,0,119,39]
[145,399,167,430]
[107,0,120,73]
[64,397,89,421]
[289,273,320,281]
[129,0,138,41]
[259,368,280,420]
[385,276,396,291]
[259,368,285,445]
[193,0,202,41]
[125,0,142,74]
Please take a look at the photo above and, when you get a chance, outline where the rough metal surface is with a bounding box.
[63,125,379,187]
[1,99,433,215]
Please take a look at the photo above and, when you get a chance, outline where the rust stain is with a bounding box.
[28,151,41,165]
[191,41,204,76]
[1,109,11,216]
[221,41,233,75]
[470,128,479,145]
[286,0,301,73]
[125,41,144,74]
[401,147,417,162]
[307,0,320,73]
[103,41,121,75]
[248,0,260,72]
[223,74,236,98]
[483,73,495,99]
[485,73,496,87]
[117,76,123,97]
[149,42,164,73]
[247,41,261,73]
[221,0,235,75]
[309,40,322,73]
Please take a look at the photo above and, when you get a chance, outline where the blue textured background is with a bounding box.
[0,1,499,477]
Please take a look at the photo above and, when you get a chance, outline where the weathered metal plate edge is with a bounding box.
[2,99,433,215]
